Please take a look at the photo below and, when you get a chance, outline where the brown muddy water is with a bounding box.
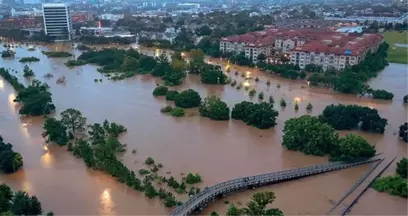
[0,43,407,215]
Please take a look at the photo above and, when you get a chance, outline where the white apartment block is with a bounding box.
[42,3,73,41]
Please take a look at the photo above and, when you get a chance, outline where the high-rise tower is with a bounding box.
[42,3,73,41]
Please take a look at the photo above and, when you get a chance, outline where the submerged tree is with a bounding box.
[174,89,202,108]
[396,158,407,178]
[60,108,87,134]
[0,136,23,174]
[14,80,55,116]
[399,123,408,143]
[42,117,69,146]
[282,115,339,156]
[329,134,376,161]
[199,96,230,120]
[226,191,284,216]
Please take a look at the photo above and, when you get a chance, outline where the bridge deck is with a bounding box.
[170,157,383,216]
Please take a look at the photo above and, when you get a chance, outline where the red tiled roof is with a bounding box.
[293,33,383,56]
[221,28,383,54]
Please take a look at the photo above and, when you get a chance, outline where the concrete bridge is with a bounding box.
[170,157,382,216]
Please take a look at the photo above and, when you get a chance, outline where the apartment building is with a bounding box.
[42,3,73,41]
[219,28,383,70]
[290,34,383,70]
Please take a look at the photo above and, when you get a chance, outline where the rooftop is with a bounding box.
[42,3,68,8]
[221,28,383,56]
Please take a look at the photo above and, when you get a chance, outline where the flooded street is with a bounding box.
[0,43,407,215]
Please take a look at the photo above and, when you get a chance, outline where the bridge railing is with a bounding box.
[171,157,382,215]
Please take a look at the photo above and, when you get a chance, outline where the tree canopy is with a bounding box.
[76,48,186,82]
[0,69,55,116]
[319,104,388,133]
[152,86,169,96]
[226,191,284,216]
[60,108,87,134]
[174,89,202,108]
[329,134,376,161]
[45,109,181,208]
[282,115,339,156]
[43,117,69,146]
[231,101,279,129]
[14,80,56,116]
[399,123,407,143]
[200,64,228,84]
[283,115,377,161]
[199,96,230,120]
[0,136,23,174]
[0,184,48,216]
[396,158,407,178]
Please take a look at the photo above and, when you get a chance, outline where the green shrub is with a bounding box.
[185,173,202,184]
[269,95,274,103]
[160,106,173,113]
[165,90,179,101]
[280,98,287,107]
[174,89,201,108]
[139,169,150,175]
[249,89,256,97]
[199,96,230,120]
[43,51,72,58]
[170,107,185,117]
[65,60,87,67]
[397,158,407,178]
[153,86,169,96]
[145,157,155,165]
[19,56,40,63]
[258,92,264,100]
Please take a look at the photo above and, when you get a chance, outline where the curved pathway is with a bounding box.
[170,157,383,216]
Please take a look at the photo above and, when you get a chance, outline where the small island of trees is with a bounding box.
[0,68,55,116]
[404,95,408,104]
[42,51,73,58]
[282,115,376,160]
[231,101,279,129]
[23,65,34,77]
[399,123,408,143]
[152,86,169,97]
[1,50,15,58]
[174,89,202,108]
[319,104,388,133]
[199,96,230,120]
[19,56,40,63]
[65,59,87,67]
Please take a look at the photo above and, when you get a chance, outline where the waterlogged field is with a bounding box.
[383,31,408,64]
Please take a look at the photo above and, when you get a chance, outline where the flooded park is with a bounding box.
[0,43,406,215]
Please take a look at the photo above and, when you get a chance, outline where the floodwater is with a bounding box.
[0,43,406,215]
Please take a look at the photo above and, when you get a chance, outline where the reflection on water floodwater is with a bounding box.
[0,43,407,215]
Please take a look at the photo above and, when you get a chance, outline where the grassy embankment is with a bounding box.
[383,31,408,64]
